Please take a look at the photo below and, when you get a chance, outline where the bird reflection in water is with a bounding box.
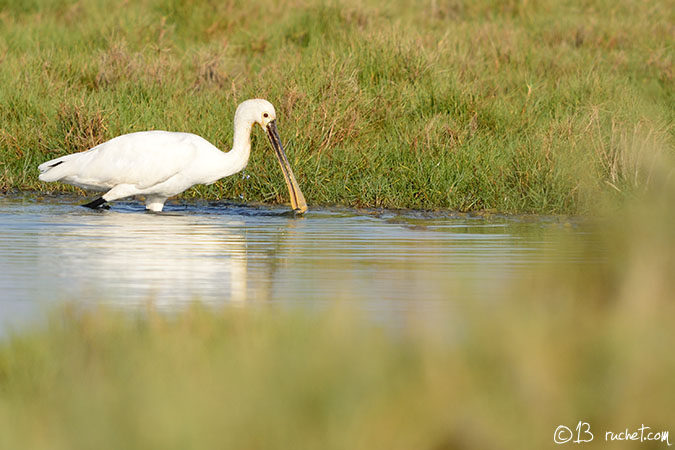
[37,210,250,307]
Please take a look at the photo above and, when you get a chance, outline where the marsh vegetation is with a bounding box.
[1,0,672,212]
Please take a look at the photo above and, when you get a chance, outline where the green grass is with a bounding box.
[1,179,674,449]
[1,0,672,213]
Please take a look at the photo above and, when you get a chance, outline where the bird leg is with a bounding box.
[144,196,167,212]
[81,197,108,209]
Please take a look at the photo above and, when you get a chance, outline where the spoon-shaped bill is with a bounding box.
[265,120,308,213]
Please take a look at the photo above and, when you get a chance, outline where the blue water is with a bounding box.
[0,195,596,333]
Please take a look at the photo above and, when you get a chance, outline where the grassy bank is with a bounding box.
[1,0,672,213]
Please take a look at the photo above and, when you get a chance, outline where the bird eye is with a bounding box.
[263,113,269,118]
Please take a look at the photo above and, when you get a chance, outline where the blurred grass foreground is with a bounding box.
[1,185,674,449]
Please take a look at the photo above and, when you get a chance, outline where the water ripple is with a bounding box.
[0,196,599,330]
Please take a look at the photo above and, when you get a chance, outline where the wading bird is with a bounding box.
[38,99,307,213]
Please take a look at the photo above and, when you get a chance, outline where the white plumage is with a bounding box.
[38,99,307,213]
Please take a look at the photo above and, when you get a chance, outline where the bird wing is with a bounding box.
[39,131,217,191]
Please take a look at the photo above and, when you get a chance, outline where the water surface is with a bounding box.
[0,196,596,332]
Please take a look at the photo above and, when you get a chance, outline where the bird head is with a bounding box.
[236,99,307,214]
[235,98,276,129]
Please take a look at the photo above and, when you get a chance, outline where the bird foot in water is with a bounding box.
[81,197,109,209]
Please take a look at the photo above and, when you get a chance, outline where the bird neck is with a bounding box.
[226,113,256,174]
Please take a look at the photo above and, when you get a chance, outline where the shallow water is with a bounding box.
[0,196,597,332]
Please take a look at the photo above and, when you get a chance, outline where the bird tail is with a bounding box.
[38,154,78,182]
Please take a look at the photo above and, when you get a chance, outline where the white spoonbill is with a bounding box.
[38,99,307,213]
